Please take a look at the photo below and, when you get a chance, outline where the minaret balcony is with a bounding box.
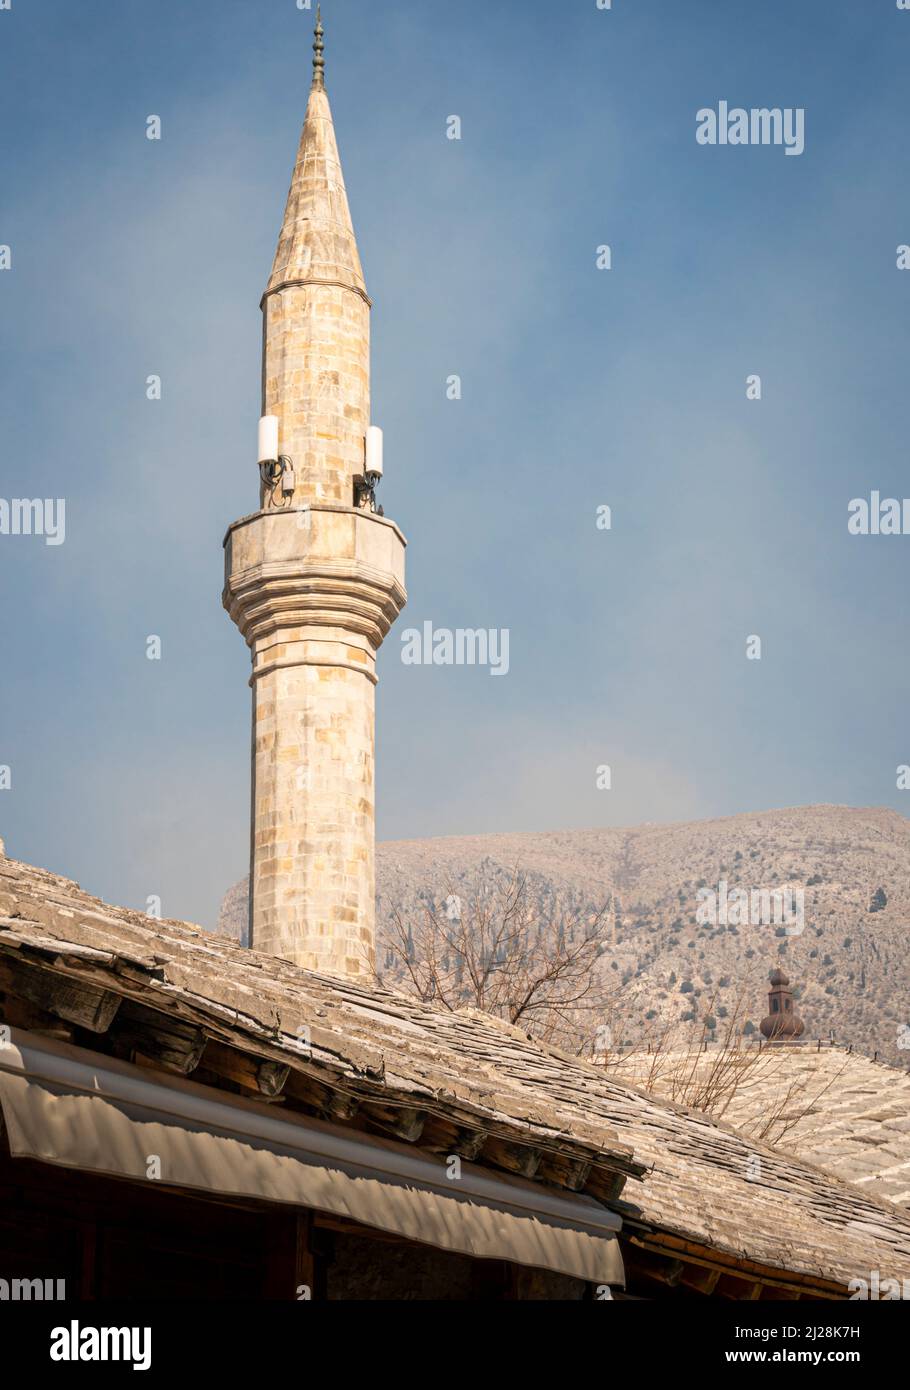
[222,504,406,683]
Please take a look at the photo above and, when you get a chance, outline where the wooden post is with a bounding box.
[263,1210,316,1300]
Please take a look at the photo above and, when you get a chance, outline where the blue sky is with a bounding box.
[1,0,909,928]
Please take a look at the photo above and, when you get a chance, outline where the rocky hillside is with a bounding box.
[218,805,910,1064]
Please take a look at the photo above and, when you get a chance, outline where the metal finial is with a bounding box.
[313,6,325,88]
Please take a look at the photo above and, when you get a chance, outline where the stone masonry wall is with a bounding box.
[262,283,369,507]
[251,657,375,977]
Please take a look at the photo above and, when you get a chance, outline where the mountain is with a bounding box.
[218,805,910,1065]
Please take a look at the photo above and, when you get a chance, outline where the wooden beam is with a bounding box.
[201,1040,289,1099]
[483,1137,541,1180]
[415,1118,488,1163]
[625,1242,766,1300]
[714,1273,763,1300]
[537,1153,592,1192]
[680,1264,721,1296]
[362,1103,426,1143]
[0,957,121,1034]
[258,1061,289,1097]
[624,1228,842,1300]
[762,1284,800,1300]
[284,1071,361,1123]
[584,1168,627,1203]
[321,1090,360,1122]
[0,991,74,1042]
[624,1248,686,1288]
[112,1000,206,1075]
[450,1126,487,1161]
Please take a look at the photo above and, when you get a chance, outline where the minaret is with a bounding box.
[223,10,407,978]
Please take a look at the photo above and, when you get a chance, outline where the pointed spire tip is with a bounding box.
[312,5,325,89]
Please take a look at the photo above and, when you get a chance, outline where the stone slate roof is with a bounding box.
[1,850,908,1294]
[614,1046,910,1209]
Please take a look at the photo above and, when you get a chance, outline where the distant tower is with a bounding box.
[760,968,805,1043]
[223,10,407,978]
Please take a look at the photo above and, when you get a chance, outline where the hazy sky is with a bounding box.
[1,0,908,928]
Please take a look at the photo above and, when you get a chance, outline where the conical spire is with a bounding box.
[264,9,365,299]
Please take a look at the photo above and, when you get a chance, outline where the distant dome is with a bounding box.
[760,967,805,1043]
[760,1010,805,1041]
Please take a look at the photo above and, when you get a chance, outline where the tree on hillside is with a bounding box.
[379,867,618,1051]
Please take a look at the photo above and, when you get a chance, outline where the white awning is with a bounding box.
[0,1030,624,1287]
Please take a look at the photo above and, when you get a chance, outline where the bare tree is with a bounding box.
[378,866,620,1051]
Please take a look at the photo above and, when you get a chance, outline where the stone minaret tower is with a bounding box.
[223,10,406,978]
